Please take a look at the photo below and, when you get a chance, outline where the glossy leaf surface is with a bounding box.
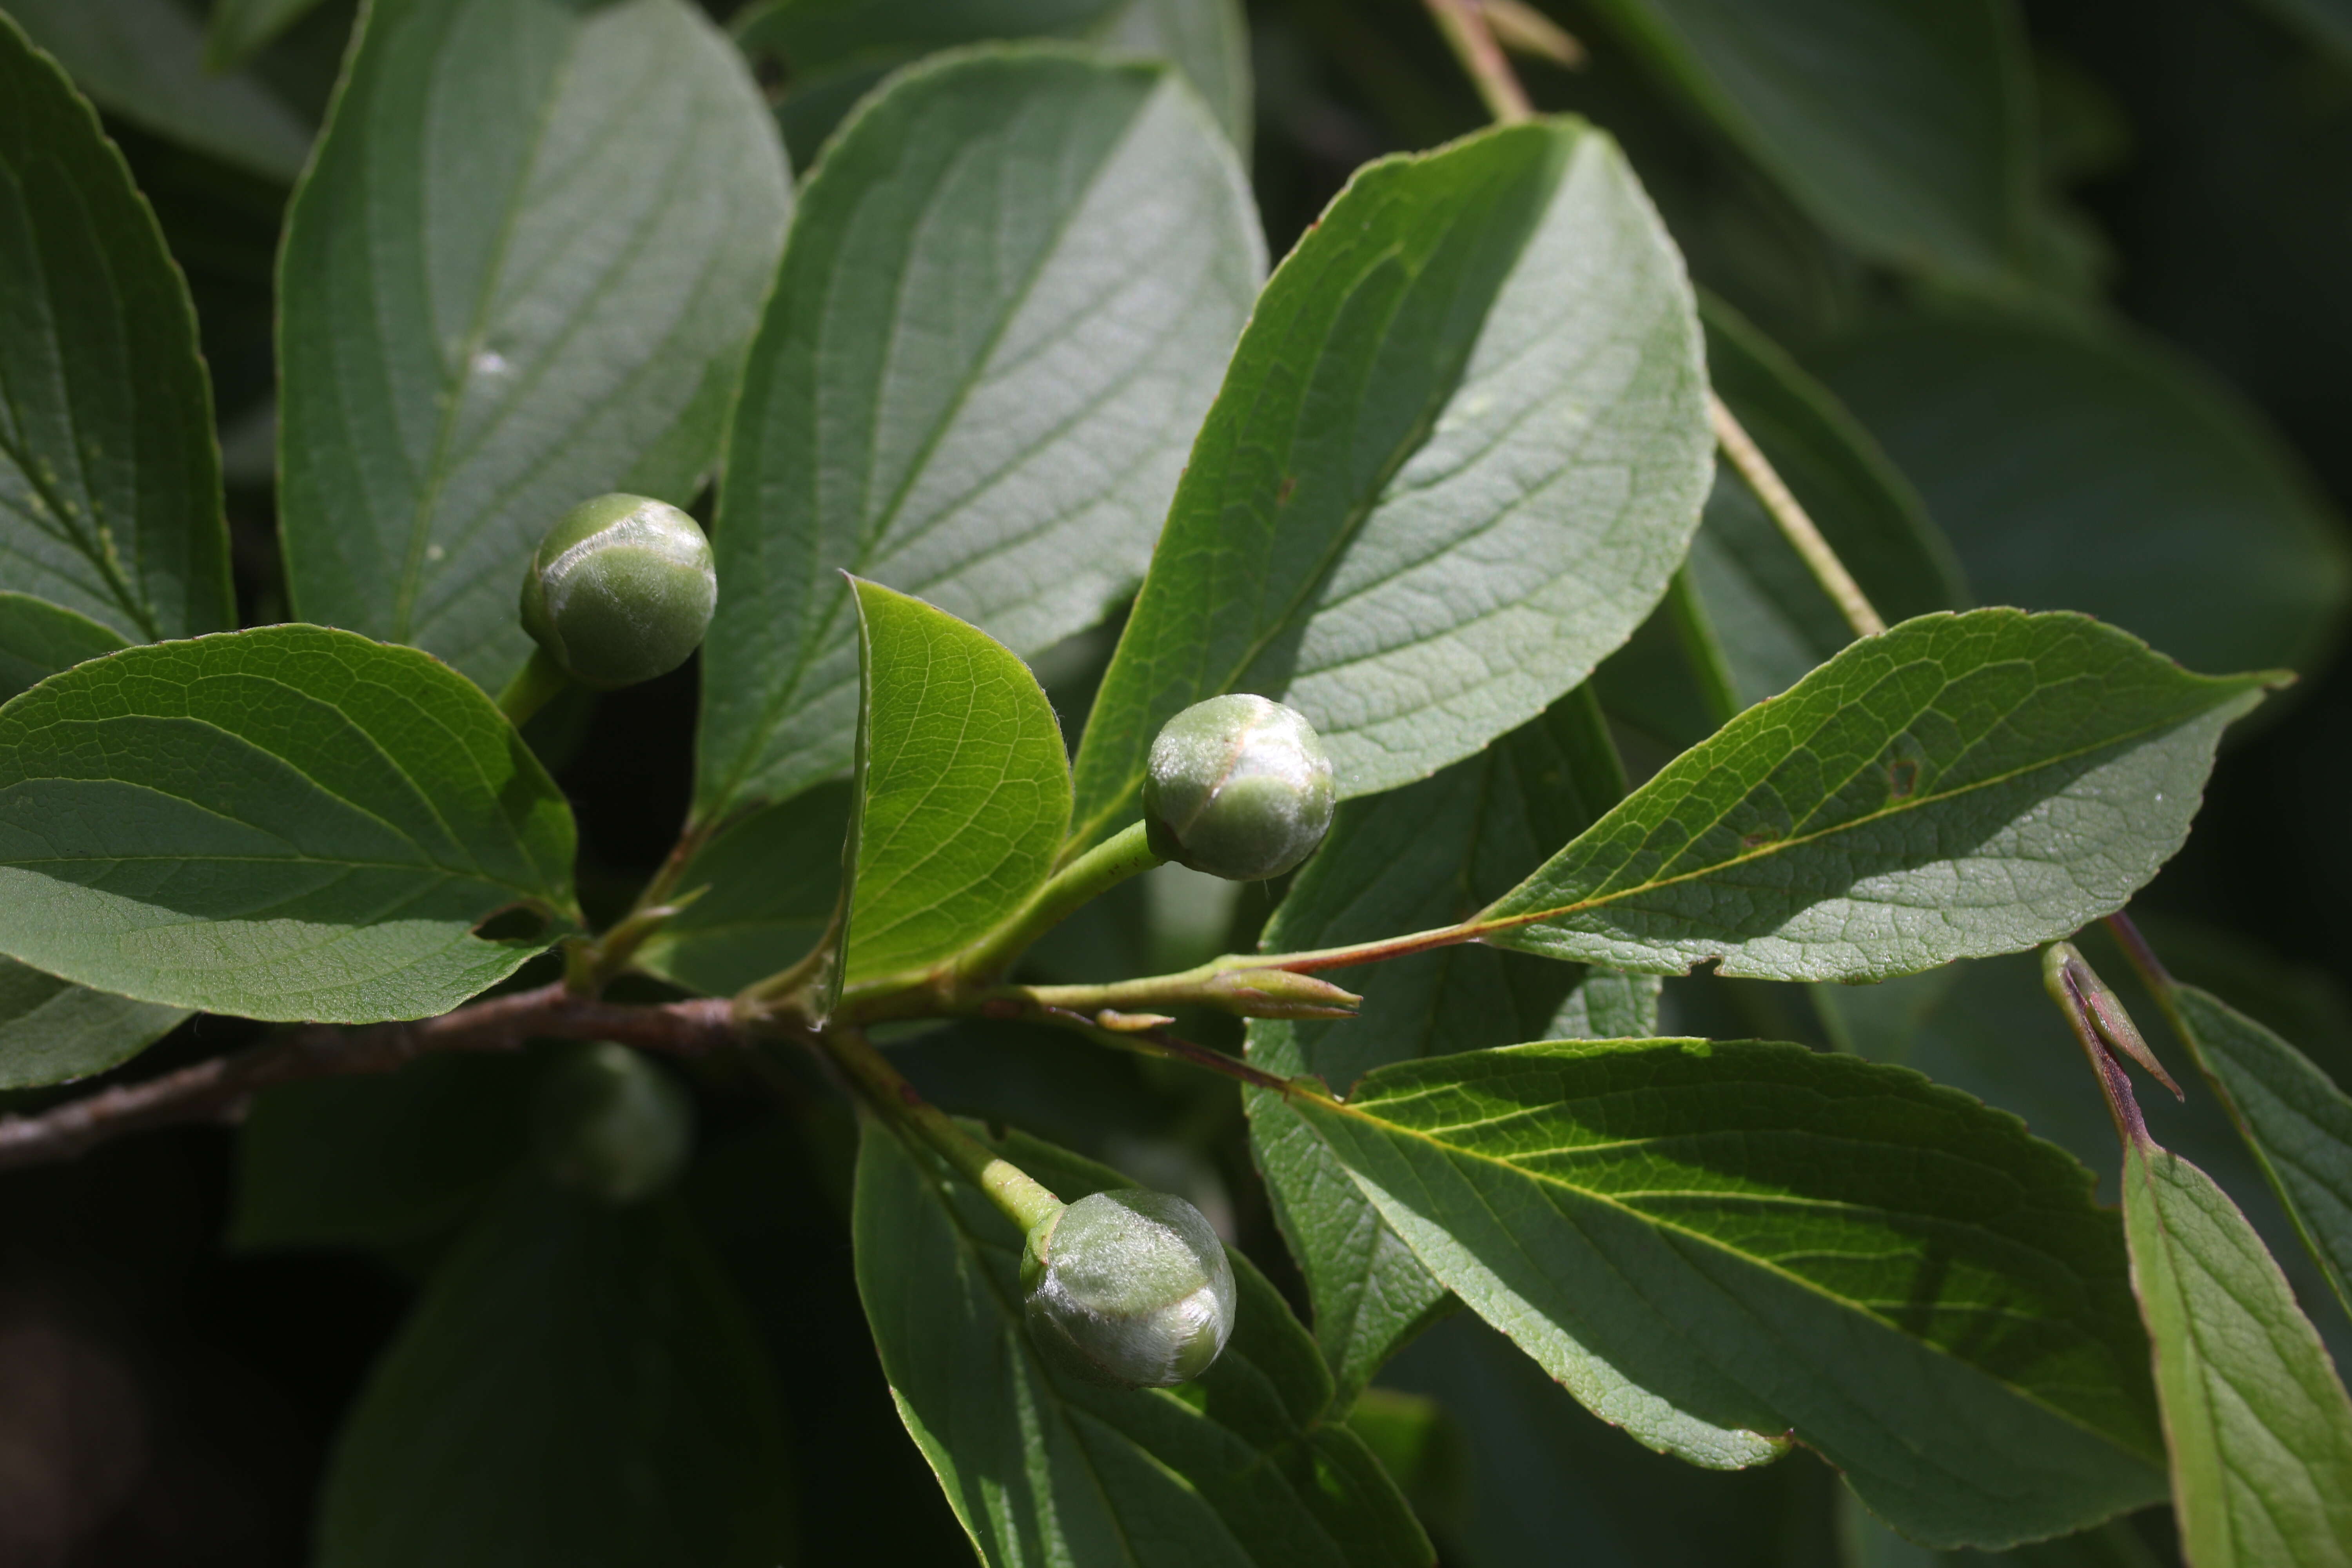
[4,0,314,181]
[318,1181,795,1568]
[2121,1135,2352,1565]
[736,0,1252,163]
[0,594,129,704]
[1580,0,2032,282]
[0,626,578,1022]
[1067,114,1711,849]
[854,1118,1432,1568]
[0,14,236,642]
[697,47,1259,822]
[2163,982,2352,1321]
[1814,311,2352,680]
[1480,610,2276,982]
[1293,1039,2168,1547]
[0,955,186,1090]
[278,0,789,687]
[841,583,1070,988]
[1246,688,1630,1401]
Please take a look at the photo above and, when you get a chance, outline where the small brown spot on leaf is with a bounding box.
[1888,758,1920,799]
[1276,475,1296,505]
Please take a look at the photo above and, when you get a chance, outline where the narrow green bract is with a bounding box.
[1068,114,1711,850]
[1481,609,2278,982]
[1292,1038,2169,1548]
[0,625,579,1022]
[841,582,1072,989]
[277,0,789,686]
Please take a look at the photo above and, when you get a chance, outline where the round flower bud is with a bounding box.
[531,1042,694,1204]
[1142,694,1335,881]
[1021,1189,1236,1388]
[519,494,716,690]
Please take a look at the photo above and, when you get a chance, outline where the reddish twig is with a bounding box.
[0,983,740,1172]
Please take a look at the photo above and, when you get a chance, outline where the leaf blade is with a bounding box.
[0,13,236,642]
[0,625,578,1022]
[841,581,1071,987]
[277,0,790,687]
[1479,609,2276,982]
[1067,115,1711,850]
[695,45,1261,823]
[1293,1038,2170,1548]
[0,955,186,1090]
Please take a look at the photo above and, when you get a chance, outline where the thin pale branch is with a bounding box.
[1709,392,1887,639]
[1423,0,1535,123]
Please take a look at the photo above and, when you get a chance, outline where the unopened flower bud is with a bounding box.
[1021,1189,1236,1388]
[519,494,716,690]
[531,1042,693,1203]
[1143,694,1335,881]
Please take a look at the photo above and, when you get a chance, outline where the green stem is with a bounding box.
[1666,567,1742,727]
[1709,393,1886,639]
[496,646,571,729]
[952,821,1164,984]
[815,1025,1063,1232]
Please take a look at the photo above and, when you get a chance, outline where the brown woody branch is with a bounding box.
[0,984,742,1173]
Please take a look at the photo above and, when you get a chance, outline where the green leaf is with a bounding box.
[231,1051,540,1252]
[1811,310,2352,680]
[635,783,850,997]
[1578,0,2033,283]
[1477,609,2278,982]
[203,0,330,73]
[277,0,790,688]
[318,1180,795,1568]
[1690,296,1968,708]
[737,0,1252,163]
[1066,115,1711,852]
[2247,0,2352,66]
[2119,1133,2352,1564]
[840,581,1071,989]
[2,0,314,182]
[853,1116,1434,1568]
[2158,982,2352,1322]
[0,955,186,1090]
[695,46,1260,824]
[0,14,237,643]
[0,593,130,703]
[1291,1038,2168,1548]
[0,624,579,1023]
[1245,687,1633,1401]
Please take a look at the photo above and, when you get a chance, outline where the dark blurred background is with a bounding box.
[3,0,2349,1562]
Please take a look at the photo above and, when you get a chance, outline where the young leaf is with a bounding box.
[318,1181,795,1568]
[1292,1038,2169,1548]
[1813,310,2352,680]
[1066,114,1711,852]
[1578,0,2033,284]
[1690,296,1967,707]
[0,13,237,643]
[840,582,1071,990]
[278,0,790,688]
[854,1116,1433,1568]
[0,595,130,703]
[3,0,314,183]
[0,956,186,1091]
[1246,688,1632,1401]
[635,783,851,997]
[695,47,1260,826]
[2158,982,2352,1320]
[0,625,579,1023]
[1478,610,2278,982]
[2120,1132,2352,1563]
[736,0,1253,164]
[203,0,330,73]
